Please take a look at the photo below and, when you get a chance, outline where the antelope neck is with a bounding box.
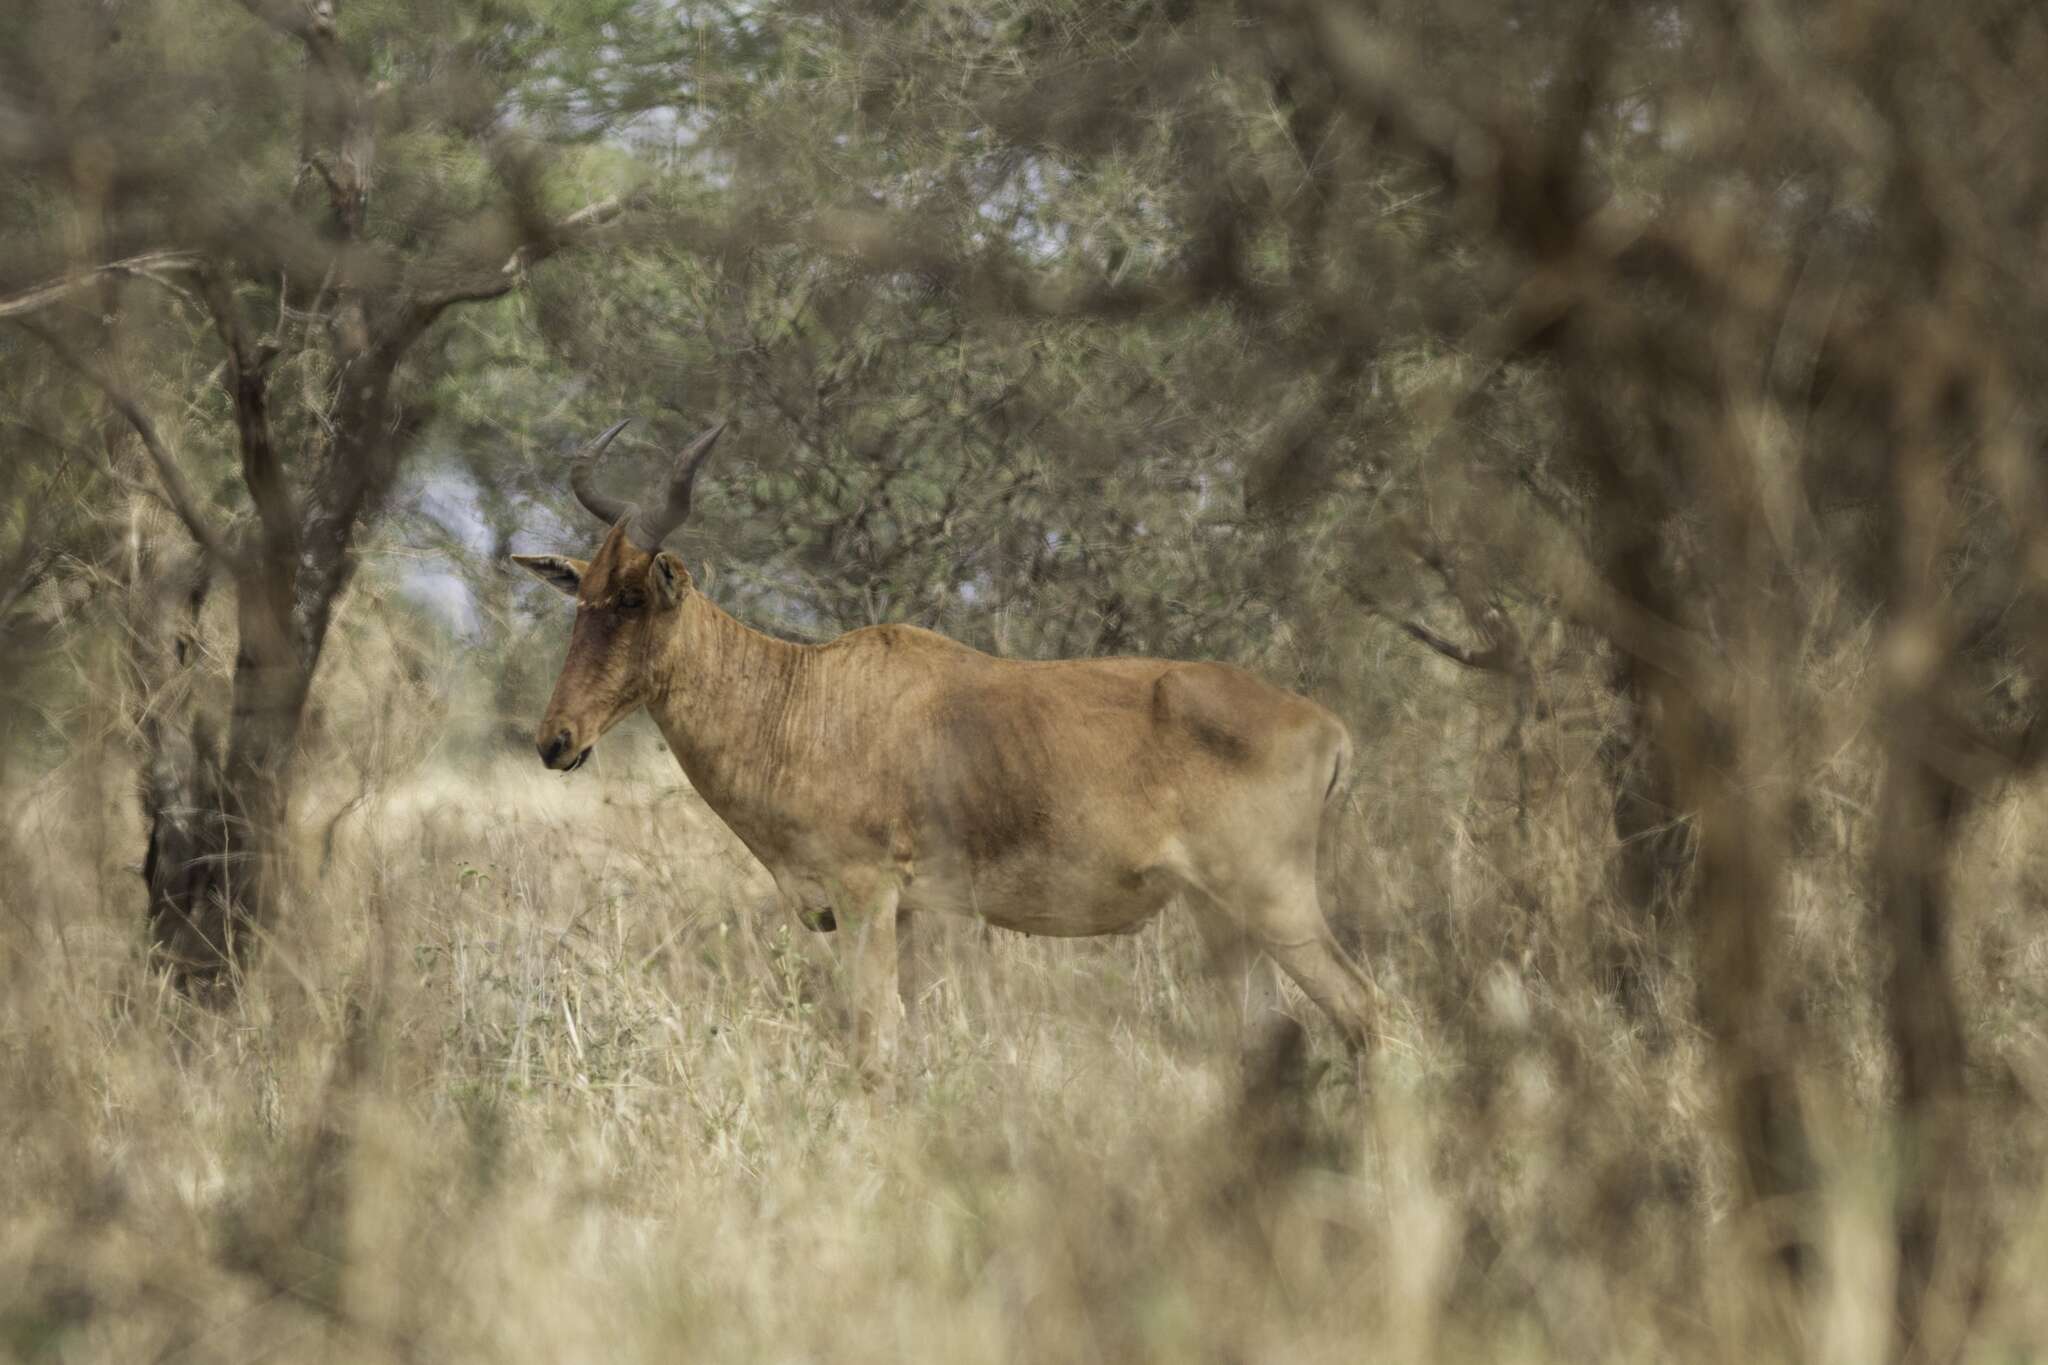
[643,590,820,814]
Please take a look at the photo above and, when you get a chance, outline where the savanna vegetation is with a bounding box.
[6,0,2048,1359]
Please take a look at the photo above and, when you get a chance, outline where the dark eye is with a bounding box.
[616,590,645,611]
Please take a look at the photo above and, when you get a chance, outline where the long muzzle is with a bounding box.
[536,727,590,771]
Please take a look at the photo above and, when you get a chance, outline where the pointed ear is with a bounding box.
[511,554,587,597]
[651,551,691,607]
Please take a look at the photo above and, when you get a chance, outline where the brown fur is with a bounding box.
[514,524,1378,1076]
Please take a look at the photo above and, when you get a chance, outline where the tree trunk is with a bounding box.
[1876,746,1976,1360]
[132,531,316,992]
[485,523,539,749]
[135,306,411,985]
[124,523,228,986]
[1590,486,1691,1017]
[1648,674,1816,1285]
[1599,649,1688,1016]
[140,656,316,991]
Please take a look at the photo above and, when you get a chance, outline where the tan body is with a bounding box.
[516,427,1376,1077]
[657,602,1346,934]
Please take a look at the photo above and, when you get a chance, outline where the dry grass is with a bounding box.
[7,627,2048,1363]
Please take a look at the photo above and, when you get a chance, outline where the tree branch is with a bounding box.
[1406,525,1529,677]
[0,547,53,623]
[0,251,205,321]
[500,195,626,276]
[404,195,629,324]
[15,320,234,565]
[2,416,178,515]
[231,0,332,43]
[1347,582,1516,672]
[196,270,300,581]
[236,0,368,244]
[808,207,1200,320]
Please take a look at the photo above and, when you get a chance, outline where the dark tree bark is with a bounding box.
[1874,366,1989,1360]
[1592,523,1690,1019]
[1875,745,1974,1359]
[1653,680,1816,1283]
[125,535,237,985]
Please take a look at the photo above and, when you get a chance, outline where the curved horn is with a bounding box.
[568,418,634,527]
[626,420,726,550]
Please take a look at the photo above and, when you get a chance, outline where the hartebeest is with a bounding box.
[513,419,1377,1076]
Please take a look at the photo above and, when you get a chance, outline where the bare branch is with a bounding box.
[405,196,629,323]
[500,195,625,276]
[1397,614,1510,670]
[1346,583,1514,672]
[0,548,52,623]
[0,251,205,321]
[808,208,1195,319]
[15,320,234,565]
[231,0,330,43]
[1,416,177,513]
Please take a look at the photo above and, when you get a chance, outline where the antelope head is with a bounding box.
[512,417,726,770]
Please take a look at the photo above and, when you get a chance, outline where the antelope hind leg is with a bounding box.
[1261,930,1376,1062]
[1235,880,1378,1062]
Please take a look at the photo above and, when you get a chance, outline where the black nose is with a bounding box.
[538,730,573,767]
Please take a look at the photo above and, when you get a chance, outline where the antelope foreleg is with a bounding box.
[843,880,904,1089]
[1186,896,1286,1064]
